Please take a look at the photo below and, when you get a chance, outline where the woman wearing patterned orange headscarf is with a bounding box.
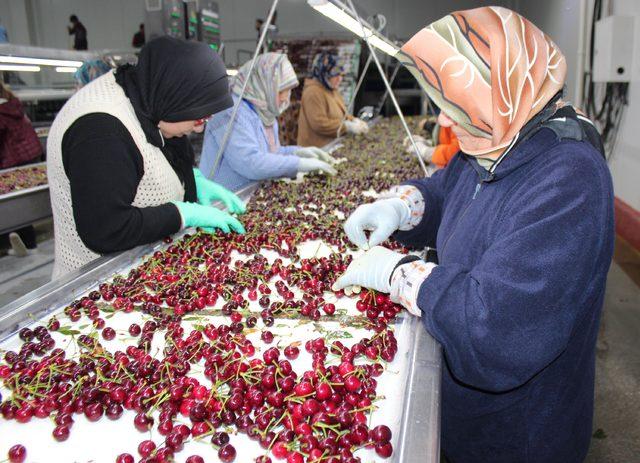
[334,7,613,462]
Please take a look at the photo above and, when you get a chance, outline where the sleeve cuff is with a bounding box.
[390,260,437,316]
[379,185,425,230]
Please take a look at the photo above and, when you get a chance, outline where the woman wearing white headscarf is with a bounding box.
[199,53,336,191]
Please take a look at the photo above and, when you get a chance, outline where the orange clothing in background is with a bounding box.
[431,126,459,168]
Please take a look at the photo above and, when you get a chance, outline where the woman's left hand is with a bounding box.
[193,168,246,214]
[332,246,405,295]
[295,146,337,164]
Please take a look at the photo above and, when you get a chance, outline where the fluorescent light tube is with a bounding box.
[0,64,41,72]
[0,56,82,67]
[227,69,238,76]
[55,66,78,73]
[308,0,398,56]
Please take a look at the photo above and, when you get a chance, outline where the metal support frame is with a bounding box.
[344,0,429,177]
[208,0,279,179]
[375,61,401,115]
[346,52,372,115]
[344,13,385,116]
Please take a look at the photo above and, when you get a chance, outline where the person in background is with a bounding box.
[403,114,460,170]
[0,83,43,256]
[132,23,145,49]
[74,59,111,89]
[199,53,337,192]
[47,37,245,278]
[297,51,368,148]
[334,7,612,463]
[67,15,88,50]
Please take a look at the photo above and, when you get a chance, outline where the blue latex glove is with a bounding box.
[172,201,245,234]
[193,168,246,214]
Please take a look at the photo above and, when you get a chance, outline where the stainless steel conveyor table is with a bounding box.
[0,162,51,235]
[0,141,441,462]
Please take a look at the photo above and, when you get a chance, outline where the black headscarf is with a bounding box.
[115,36,232,202]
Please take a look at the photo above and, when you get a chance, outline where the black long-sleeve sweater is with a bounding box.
[61,113,181,254]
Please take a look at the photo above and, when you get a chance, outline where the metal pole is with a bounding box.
[208,0,279,179]
[344,0,429,177]
[339,14,384,132]
[375,61,401,115]
[346,52,372,115]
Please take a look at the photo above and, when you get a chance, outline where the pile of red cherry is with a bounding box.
[1,118,423,463]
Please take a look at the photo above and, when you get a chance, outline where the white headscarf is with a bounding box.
[232,53,298,126]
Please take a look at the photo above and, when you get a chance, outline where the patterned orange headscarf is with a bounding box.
[397,6,567,156]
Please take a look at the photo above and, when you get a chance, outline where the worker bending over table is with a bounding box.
[297,51,369,147]
[199,53,336,191]
[47,37,246,278]
[334,7,613,463]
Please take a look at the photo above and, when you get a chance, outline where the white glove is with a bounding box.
[402,134,428,149]
[403,135,434,162]
[297,158,337,176]
[295,146,337,164]
[344,198,410,250]
[343,119,362,135]
[332,246,405,295]
[355,118,369,134]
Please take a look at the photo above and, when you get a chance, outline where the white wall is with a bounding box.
[606,0,640,210]
[0,0,145,50]
[0,0,32,45]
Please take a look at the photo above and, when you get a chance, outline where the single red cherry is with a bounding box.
[371,424,392,443]
[375,442,393,458]
[53,424,71,441]
[218,444,236,462]
[116,454,134,463]
[137,440,156,457]
[102,327,116,340]
[8,444,26,463]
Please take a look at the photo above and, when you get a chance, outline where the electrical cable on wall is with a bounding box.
[582,0,629,159]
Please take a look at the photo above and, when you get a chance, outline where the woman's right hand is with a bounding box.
[172,201,245,234]
[343,198,411,249]
[343,119,368,135]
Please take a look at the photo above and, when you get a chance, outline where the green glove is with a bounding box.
[193,168,246,214]
[172,201,245,234]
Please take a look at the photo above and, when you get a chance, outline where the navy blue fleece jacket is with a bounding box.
[395,127,614,463]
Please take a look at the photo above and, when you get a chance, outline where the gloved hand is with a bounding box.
[297,158,337,176]
[295,146,337,164]
[343,119,366,135]
[332,246,405,295]
[354,117,370,134]
[402,135,434,162]
[344,198,410,249]
[193,168,246,214]
[172,201,245,234]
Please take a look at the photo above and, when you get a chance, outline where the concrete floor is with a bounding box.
[586,261,640,462]
[0,231,639,461]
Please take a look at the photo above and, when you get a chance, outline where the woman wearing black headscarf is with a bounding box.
[47,37,245,278]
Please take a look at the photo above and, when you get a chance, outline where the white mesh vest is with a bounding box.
[47,71,184,279]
